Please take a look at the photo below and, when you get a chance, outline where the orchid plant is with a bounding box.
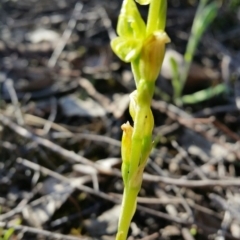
[111,0,170,239]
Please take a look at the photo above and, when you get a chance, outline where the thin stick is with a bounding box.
[0,221,87,240]
[48,2,83,67]
[143,173,240,187]
[16,158,191,225]
[17,158,117,204]
[5,79,24,125]
[43,97,57,135]
[0,113,113,175]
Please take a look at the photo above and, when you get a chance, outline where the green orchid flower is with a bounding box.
[111,0,146,62]
[111,0,170,81]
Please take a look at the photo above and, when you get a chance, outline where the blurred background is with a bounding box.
[0,0,240,239]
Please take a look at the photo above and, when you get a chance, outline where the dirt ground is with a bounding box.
[0,0,240,239]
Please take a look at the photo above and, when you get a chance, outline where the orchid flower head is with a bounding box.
[111,0,170,82]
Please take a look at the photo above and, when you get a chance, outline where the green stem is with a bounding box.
[116,187,139,240]
[147,0,167,35]
[146,0,161,35]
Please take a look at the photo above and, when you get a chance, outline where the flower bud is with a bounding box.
[129,90,138,121]
[121,122,133,164]
[140,31,170,82]
[143,108,154,136]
